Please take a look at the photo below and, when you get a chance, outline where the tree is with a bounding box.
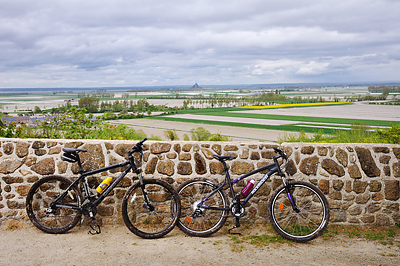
[79,97,99,113]
[34,106,42,114]
[382,87,390,99]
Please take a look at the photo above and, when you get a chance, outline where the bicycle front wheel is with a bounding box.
[121,179,181,239]
[268,181,329,242]
[177,178,228,237]
[26,175,82,234]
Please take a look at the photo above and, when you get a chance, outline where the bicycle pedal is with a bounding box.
[228,218,241,235]
[228,226,242,235]
[88,218,101,235]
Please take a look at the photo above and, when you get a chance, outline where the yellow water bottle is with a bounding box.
[96,177,113,194]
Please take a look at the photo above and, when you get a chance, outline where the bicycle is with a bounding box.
[177,147,329,242]
[26,138,181,239]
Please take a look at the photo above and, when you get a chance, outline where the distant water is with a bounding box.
[0,87,132,94]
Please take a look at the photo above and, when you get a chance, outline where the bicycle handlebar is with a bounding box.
[129,138,147,155]
[273,147,288,160]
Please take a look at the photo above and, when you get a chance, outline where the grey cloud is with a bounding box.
[0,0,399,87]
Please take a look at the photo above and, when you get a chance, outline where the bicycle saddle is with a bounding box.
[213,154,236,161]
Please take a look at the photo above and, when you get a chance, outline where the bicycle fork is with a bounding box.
[283,180,301,213]
[138,173,155,212]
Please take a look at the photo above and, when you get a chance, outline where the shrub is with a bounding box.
[164,129,179,141]
[190,127,212,141]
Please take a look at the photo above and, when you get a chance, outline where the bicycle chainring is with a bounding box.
[82,202,97,218]
[231,205,245,218]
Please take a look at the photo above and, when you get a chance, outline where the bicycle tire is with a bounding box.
[268,181,329,242]
[26,175,82,234]
[177,178,228,237]
[121,179,181,239]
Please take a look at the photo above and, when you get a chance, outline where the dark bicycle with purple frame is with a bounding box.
[177,147,329,242]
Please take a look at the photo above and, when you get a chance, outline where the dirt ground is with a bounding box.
[1,224,399,266]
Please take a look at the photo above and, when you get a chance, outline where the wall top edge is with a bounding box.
[0,137,399,148]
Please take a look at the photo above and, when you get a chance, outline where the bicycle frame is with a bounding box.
[198,155,294,213]
[51,155,141,211]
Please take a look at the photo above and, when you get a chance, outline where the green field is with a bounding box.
[150,106,399,135]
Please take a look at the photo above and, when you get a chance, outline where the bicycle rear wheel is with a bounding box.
[121,179,181,239]
[177,178,228,237]
[268,181,329,242]
[26,175,82,234]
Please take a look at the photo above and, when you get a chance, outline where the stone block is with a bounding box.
[250,152,260,160]
[355,147,381,177]
[385,180,400,201]
[32,141,45,149]
[299,156,319,175]
[0,159,23,174]
[356,194,370,204]
[145,157,158,174]
[369,180,382,192]
[224,145,238,151]
[182,144,192,152]
[157,160,174,176]
[3,143,14,155]
[393,148,400,159]
[150,143,172,154]
[194,153,207,175]
[335,148,348,167]
[261,150,275,159]
[393,162,400,177]
[321,158,345,177]
[16,185,31,196]
[31,158,55,175]
[317,146,328,156]
[301,146,315,154]
[201,149,214,160]
[211,144,221,155]
[353,180,368,194]
[210,161,225,175]
[379,155,391,164]
[333,180,344,191]
[231,161,254,175]
[373,147,390,153]
[348,164,362,179]
[16,142,30,158]
[318,180,329,194]
[179,153,191,161]
[177,162,192,175]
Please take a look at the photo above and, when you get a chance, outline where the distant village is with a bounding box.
[1,116,55,126]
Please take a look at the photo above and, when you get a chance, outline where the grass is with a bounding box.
[225,224,400,253]
[322,224,400,246]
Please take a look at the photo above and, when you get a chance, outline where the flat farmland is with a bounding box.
[121,103,399,142]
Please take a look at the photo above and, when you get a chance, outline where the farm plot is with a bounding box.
[152,103,400,134]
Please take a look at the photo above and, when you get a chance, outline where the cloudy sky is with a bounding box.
[1,0,399,88]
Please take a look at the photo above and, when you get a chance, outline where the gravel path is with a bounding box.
[1,225,399,266]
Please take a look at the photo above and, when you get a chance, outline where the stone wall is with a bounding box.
[1,138,399,228]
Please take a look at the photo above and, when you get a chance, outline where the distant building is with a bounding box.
[1,116,55,126]
[192,83,201,89]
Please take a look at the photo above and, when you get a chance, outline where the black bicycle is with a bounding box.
[177,147,329,242]
[26,138,181,239]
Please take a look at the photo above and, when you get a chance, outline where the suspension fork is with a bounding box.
[138,172,155,211]
[282,176,301,213]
